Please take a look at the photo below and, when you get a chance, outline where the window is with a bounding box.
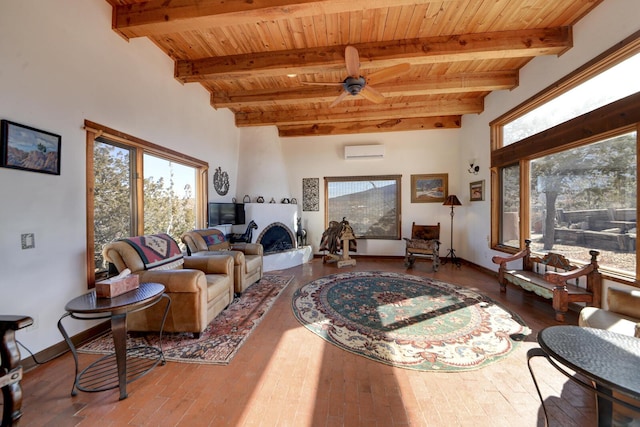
[528,132,636,274]
[491,34,640,278]
[502,52,640,145]
[86,121,208,285]
[325,175,401,239]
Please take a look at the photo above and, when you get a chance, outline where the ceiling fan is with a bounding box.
[302,45,410,107]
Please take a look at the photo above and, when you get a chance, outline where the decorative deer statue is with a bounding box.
[228,220,258,243]
[296,217,307,247]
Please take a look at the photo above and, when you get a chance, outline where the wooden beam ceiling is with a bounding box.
[106,0,601,136]
[175,28,571,82]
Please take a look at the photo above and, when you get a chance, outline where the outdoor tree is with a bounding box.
[530,133,636,250]
[94,143,197,273]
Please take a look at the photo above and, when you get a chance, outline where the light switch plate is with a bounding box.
[21,233,35,249]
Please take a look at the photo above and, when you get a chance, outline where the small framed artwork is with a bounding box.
[1,120,61,175]
[470,180,485,201]
[411,173,448,203]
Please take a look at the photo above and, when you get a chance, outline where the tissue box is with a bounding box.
[95,274,140,298]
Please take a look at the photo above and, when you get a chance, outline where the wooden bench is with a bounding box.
[492,240,602,322]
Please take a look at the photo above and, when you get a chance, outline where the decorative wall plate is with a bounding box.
[213,167,229,196]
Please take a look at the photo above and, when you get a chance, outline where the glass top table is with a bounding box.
[528,325,640,426]
[58,282,170,400]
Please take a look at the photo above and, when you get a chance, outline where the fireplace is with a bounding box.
[240,203,313,271]
[256,222,296,254]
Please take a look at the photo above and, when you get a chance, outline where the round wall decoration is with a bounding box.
[213,166,229,196]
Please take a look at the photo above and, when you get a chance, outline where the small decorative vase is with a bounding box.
[243,195,251,203]
[257,196,264,203]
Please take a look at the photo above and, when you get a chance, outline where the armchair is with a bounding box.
[102,233,234,337]
[181,229,263,294]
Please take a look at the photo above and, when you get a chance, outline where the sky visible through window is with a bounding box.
[144,154,196,197]
[504,52,640,145]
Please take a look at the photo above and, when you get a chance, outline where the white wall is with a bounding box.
[238,128,465,254]
[0,1,239,354]
[459,0,640,272]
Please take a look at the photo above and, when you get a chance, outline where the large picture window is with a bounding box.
[86,121,208,285]
[491,34,640,279]
[325,175,401,239]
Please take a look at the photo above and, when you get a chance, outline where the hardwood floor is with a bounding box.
[17,258,596,426]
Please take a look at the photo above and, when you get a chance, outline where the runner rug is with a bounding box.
[79,274,293,365]
[291,271,529,372]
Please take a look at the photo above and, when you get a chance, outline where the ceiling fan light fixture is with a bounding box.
[343,76,366,95]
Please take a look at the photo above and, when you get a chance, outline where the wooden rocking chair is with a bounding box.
[404,222,440,271]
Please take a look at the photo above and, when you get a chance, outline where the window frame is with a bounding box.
[85,120,209,287]
[489,31,640,280]
[324,174,402,240]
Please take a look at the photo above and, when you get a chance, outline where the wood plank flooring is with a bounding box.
[17,258,597,426]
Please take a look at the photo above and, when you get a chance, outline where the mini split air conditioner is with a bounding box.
[344,144,385,159]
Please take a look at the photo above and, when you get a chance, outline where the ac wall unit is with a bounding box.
[344,144,385,159]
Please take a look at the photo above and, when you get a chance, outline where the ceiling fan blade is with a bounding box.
[329,91,349,108]
[366,63,411,86]
[360,85,385,104]
[300,81,343,87]
[345,45,360,77]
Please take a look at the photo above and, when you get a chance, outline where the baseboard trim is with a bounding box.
[22,321,110,372]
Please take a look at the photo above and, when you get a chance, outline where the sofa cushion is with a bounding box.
[120,233,184,270]
[608,287,640,319]
[245,254,262,274]
[204,273,233,302]
[579,306,639,337]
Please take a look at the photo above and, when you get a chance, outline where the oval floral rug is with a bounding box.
[291,271,530,372]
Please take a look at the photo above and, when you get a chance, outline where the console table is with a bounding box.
[1,315,33,426]
[528,325,640,426]
[58,283,170,400]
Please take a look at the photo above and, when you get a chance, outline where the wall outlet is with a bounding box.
[21,233,35,249]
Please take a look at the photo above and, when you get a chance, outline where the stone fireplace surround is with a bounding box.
[228,203,312,272]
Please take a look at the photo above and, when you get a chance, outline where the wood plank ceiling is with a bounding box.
[105,0,603,137]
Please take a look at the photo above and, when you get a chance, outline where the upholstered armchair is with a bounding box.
[102,233,234,337]
[579,287,640,337]
[181,229,263,294]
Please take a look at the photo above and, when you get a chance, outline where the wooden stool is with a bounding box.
[1,315,33,426]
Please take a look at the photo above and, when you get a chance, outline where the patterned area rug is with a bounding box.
[291,271,530,372]
[79,275,293,365]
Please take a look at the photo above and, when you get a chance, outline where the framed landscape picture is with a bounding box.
[470,180,485,201]
[411,173,448,203]
[1,120,61,175]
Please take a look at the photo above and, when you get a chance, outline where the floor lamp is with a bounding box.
[442,195,462,267]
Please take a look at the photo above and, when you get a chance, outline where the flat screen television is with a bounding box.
[208,202,245,226]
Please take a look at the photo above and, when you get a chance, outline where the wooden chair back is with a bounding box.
[411,222,440,241]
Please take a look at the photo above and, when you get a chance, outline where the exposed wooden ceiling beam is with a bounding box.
[235,98,483,126]
[278,116,462,137]
[112,0,450,39]
[176,27,571,82]
[212,71,517,108]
